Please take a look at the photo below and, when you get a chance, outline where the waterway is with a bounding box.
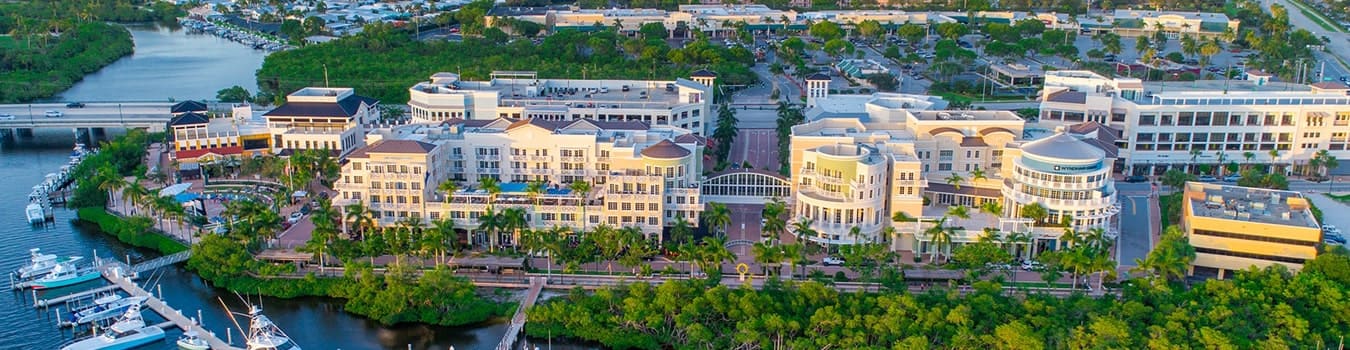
[55,23,268,103]
[1,24,590,350]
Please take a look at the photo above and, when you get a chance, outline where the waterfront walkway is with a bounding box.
[497,277,545,350]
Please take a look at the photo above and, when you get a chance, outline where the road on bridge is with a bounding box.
[0,102,175,129]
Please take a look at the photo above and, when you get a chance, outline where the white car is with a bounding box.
[44,110,62,118]
[1021,260,1044,271]
[1322,224,1339,234]
[822,256,845,266]
[0,114,14,120]
[287,211,303,224]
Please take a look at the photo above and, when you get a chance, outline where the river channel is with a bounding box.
[3,24,585,350]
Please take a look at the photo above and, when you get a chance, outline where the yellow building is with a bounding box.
[1181,182,1321,278]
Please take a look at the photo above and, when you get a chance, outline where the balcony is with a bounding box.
[476,154,500,161]
[530,155,552,161]
[447,154,464,160]
[562,169,587,176]
[509,155,530,161]
[814,174,847,186]
[480,168,502,174]
[1001,186,1117,209]
[596,156,610,162]
[560,156,586,162]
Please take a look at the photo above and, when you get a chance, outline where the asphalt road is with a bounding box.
[1117,195,1155,267]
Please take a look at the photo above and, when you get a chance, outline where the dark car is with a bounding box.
[1124,175,1148,183]
[66,102,86,108]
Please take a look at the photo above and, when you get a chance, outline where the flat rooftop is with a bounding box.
[413,79,690,109]
[1184,182,1318,228]
[912,110,1022,121]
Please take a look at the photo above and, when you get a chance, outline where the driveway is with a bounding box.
[1117,195,1156,267]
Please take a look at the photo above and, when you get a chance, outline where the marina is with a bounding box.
[26,144,90,224]
[178,18,293,52]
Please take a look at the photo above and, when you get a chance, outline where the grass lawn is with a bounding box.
[1325,193,1350,203]
[935,92,1033,104]
[1159,192,1182,230]
[1288,0,1344,33]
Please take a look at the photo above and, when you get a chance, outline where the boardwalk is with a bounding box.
[497,277,545,350]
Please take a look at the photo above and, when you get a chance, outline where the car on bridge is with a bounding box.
[0,114,14,120]
[66,102,85,108]
[44,110,62,118]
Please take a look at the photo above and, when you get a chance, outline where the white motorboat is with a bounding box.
[221,299,300,350]
[245,306,299,350]
[60,304,166,350]
[69,296,148,325]
[26,203,47,224]
[176,331,210,350]
[16,248,82,279]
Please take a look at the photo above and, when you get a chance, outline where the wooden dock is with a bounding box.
[103,267,242,350]
[497,277,545,350]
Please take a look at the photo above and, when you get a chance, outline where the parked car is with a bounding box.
[1323,224,1341,235]
[44,110,62,118]
[1197,175,1219,182]
[0,114,14,120]
[66,102,86,108]
[1325,233,1347,244]
[822,256,845,266]
[985,262,1012,270]
[1124,175,1148,183]
[1021,260,1044,271]
[287,211,303,224]
[1223,174,1242,182]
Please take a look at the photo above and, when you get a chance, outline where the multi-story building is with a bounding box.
[1038,70,1350,176]
[335,117,704,247]
[1181,182,1321,278]
[999,126,1120,231]
[789,91,1120,256]
[263,87,380,156]
[167,101,272,163]
[407,71,716,136]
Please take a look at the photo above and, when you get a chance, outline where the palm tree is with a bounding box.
[1243,151,1256,171]
[923,217,956,263]
[525,181,545,226]
[1005,231,1033,261]
[1269,149,1282,174]
[945,205,971,220]
[1019,202,1049,226]
[477,207,502,251]
[979,201,1003,217]
[501,207,528,251]
[479,176,501,206]
[569,180,592,229]
[781,243,804,280]
[670,216,693,247]
[1312,149,1339,177]
[762,197,787,242]
[699,236,734,278]
[1132,226,1195,284]
[945,173,965,190]
[122,181,149,216]
[344,203,375,239]
[97,167,128,211]
[704,202,732,238]
[430,218,457,264]
[752,242,781,276]
[969,168,987,183]
[790,218,817,277]
[437,179,459,202]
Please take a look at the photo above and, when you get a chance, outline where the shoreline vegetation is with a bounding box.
[0,0,185,103]
[71,130,514,328]
[526,257,1350,349]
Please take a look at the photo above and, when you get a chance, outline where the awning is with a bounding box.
[159,183,193,197]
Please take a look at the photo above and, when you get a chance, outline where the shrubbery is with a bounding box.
[77,207,188,254]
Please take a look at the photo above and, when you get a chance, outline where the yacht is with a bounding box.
[15,248,82,279]
[61,304,165,350]
[176,331,210,350]
[27,262,100,290]
[69,296,147,325]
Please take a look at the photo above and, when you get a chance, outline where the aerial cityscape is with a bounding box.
[0,0,1348,349]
